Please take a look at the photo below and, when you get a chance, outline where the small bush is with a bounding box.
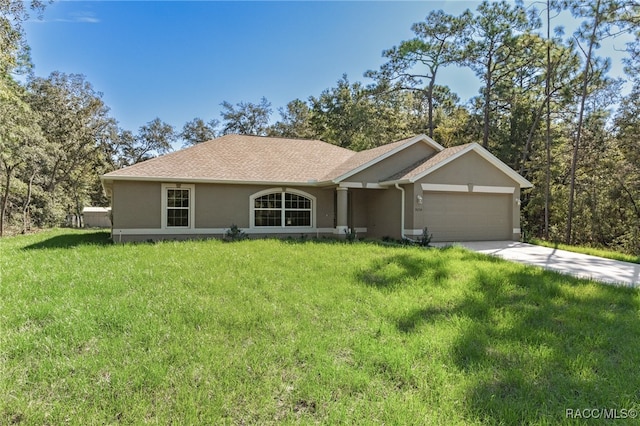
[419,227,433,247]
[344,228,357,243]
[224,224,247,242]
[401,237,413,246]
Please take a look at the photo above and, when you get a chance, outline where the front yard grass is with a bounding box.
[2,229,639,424]
[528,237,640,264]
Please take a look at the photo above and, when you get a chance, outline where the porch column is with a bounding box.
[336,187,349,235]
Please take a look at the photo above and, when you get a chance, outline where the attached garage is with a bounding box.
[423,192,513,241]
[383,144,532,242]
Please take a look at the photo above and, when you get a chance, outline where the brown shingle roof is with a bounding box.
[103,134,355,183]
[103,134,477,186]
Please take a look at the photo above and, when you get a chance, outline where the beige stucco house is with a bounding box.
[101,134,532,243]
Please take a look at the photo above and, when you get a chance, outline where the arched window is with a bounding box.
[251,189,314,228]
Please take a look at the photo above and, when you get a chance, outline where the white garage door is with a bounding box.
[423,192,512,241]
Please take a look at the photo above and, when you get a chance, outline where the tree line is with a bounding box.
[1,0,639,254]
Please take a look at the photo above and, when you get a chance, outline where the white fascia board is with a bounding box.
[338,182,386,189]
[99,175,321,187]
[332,134,445,184]
[418,134,446,151]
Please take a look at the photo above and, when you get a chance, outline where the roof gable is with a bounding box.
[381,143,533,188]
[326,134,444,183]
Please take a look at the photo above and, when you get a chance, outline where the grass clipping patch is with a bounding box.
[1,229,639,424]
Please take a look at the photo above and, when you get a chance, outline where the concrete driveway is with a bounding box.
[433,241,639,287]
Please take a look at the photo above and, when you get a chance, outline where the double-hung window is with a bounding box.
[252,189,314,228]
[162,184,195,228]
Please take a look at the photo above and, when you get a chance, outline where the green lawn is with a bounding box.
[528,238,640,264]
[2,229,639,424]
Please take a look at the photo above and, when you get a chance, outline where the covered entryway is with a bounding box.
[423,192,512,241]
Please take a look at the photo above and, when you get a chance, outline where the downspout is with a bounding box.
[394,184,406,240]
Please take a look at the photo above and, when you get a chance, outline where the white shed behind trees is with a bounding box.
[82,207,112,228]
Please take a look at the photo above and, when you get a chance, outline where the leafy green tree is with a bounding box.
[365,9,472,138]
[27,72,114,224]
[309,75,369,148]
[180,117,219,146]
[0,75,45,235]
[121,118,176,164]
[309,75,413,150]
[564,0,632,244]
[432,102,476,147]
[0,0,50,234]
[567,86,620,246]
[464,0,541,149]
[610,48,640,253]
[401,84,476,146]
[105,128,135,169]
[268,99,316,139]
[220,97,272,136]
[0,0,47,75]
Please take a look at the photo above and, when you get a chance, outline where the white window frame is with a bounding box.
[161,183,195,229]
[250,188,316,229]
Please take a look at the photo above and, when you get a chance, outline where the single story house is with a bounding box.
[101,134,532,243]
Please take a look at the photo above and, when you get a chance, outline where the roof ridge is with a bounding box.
[217,133,354,147]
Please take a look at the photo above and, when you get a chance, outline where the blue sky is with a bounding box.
[24,1,634,135]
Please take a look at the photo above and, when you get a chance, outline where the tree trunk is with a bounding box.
[544,0,552,240]
[520,100,546,175]
[22,170,36,234]
[427,77,435,138]
[482,71,492,148]
[566,0,601,245]
[1,165,13,237]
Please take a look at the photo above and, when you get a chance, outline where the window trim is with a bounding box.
[250,188,316,229]
[161,183,195,229]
